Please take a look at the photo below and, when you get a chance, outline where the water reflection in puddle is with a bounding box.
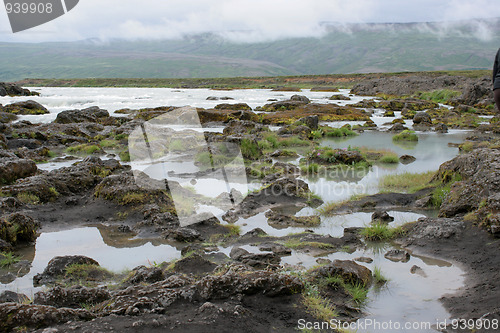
[233,210,427,238]
[282,247,464,333]
[1,227,181,295]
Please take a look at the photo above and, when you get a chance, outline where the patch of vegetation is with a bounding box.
[240,139,263,160]
[64,263,113,283]
[17,192,40,205]
[360,223,405,241]
[302,281,339,322]
[392,130,418,142]
[323,126,357,138]
[317,194,368,216]
[373,266,389,284]
[379,171,437,193]
[0,252,20,268]
[66,144,103,155]
[430,172,462,208]
[283,238,336,250]
[99,139,120,148]
[119,192,148,205]
[319,274,369,306]
[118,149,131,162]
[415,89,461,104]
[379,153,400,164]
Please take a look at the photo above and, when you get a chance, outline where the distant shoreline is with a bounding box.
[14,70,490,90]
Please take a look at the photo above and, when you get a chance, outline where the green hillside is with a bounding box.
[0,19,498,81]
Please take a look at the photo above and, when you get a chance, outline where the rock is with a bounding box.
[316,258,332,265]
[290,95,310,103]
[0,112,17,123]
[265,210,321,229]
[384,111,395,117]
[0,213,39,246]
[296,115,319,130]
[122,265,164,284]
[164,228,202,242]
[269,149,299,158]
[389,123,408,132]
[2,100,48,115]
[334,150,365,164]
[0,238,12,252]
[223,119,268,136]
[229,247,280,268]
[311,259,372,286]
[0,157,37,185]
[491,225,500,236]
[412,112,432,125]
[436,149,500,217]
[434,123,448,133]
[399,154,416,164]
[258,242,292,256]
[214,103,251,111]
[0,303,94,332]
[384,249,410,262]
[0,82,37,96]
[410,265,427,277]
[34,286,111,308]
[171,254,217,276]
[371,211,394,223]
[54,106,110,124]
[0,291,29,304]
[33,255,100,286]
[329,94,351,100]
[354,257,373,264]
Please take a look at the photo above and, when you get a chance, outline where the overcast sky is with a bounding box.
[1,0,499,42]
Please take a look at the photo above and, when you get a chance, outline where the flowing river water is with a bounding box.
[0,87,471,332]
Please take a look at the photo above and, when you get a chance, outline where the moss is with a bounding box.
[360,223,405,241]
[119,192,148,205]
[379,171,437,193]
[392,130,418,142]
[240,139,263,160]
[66,144,103,155]
[283,239,336,250]
[17,193,40,205]
[64,263,113,283]
[0,252,20,268]
[118,149,131,162]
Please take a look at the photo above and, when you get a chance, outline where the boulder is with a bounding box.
[265,210,321,229]
[434,123,448,133]
[0,291,29,304]
[33,255,101,286]
[0,112,17,123]
[412,112,432,125]
[311,259,372,286]
[0,213,39,246]
[54,106,110,124]
[384,249,410,262]
[214,103,251,111]
[122,265,164,284]
[0,82,37,96]
[0,303,94,331]
[371,211,394,223]
[164,227,202,242]
[0,157,37,185]
[34,286,110,308]
[2,100,48,115]
[296,115,319,130]
[171,254,217,276]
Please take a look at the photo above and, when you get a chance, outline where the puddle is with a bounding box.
[232,210,427,238]
[1,227,181,296]
[282,247,464,333]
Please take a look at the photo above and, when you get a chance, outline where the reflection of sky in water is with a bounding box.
[233,210,426,238]
[2,227,181,296]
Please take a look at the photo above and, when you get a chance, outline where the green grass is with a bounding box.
[415,89,462,103]
[379,153,400,164]
[118,150,131,162]
[283,239,336,250]
[430,173,462,207]
[392,130,418,142]
[119,192,148,205]
[379,171,436,193]
[324,127,357,138]
[66,144,103,155]
[344,282,369,305]
[240,138,262,160]
[373,266,389,284]
[0,252,20,268]
[17,192,40,205]
[302,281,339,322]
[360,223,405,241]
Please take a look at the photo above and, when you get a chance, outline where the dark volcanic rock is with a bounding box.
[0,82,37,96]
[122,265,164,284]
[0,213,39,247]
[171,254,217,276]
[371,210,394,223]
[0,303,94,332]
[33,255,101,286]
[384,249,410,262]
[2,100,48,115]
[0,291,29,304]
[54,106,110,124]
[34,286,111,309]
[0,157,37,184]
[399,154,416,164]
[311,259,372,286]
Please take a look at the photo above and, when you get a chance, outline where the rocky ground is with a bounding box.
[0,74,500,332]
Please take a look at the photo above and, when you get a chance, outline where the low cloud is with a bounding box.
[0,0,499,42]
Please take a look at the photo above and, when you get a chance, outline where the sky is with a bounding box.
[1,0,500,43]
